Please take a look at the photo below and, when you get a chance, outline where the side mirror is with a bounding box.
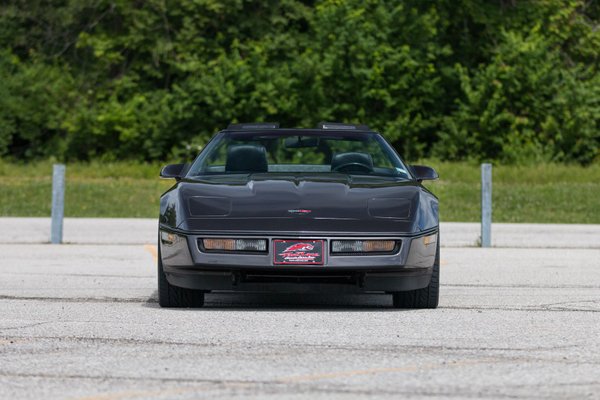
[160,163,186,180]
[411,165,438,181]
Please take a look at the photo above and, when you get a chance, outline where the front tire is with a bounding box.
[158,247,205,308]
[392,239,440,309]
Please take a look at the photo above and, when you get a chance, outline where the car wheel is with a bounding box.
[392,239,440,309]
[157,247,205,308]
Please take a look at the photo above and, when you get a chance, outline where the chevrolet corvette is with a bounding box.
[158,122,439,308]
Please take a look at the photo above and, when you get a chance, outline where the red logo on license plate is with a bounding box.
[273,240,324,265]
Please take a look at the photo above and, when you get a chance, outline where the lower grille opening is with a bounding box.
[241,270,359,285]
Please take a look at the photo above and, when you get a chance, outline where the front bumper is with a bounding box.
[159,229,438,293]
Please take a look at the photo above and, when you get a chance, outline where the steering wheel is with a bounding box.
[332,162,373,174]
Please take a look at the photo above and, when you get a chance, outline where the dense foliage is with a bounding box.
[0,0,598,164]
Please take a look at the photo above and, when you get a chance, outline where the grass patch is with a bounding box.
[1,159,599,223]
[418,160,600,223]
[0,160,172,218]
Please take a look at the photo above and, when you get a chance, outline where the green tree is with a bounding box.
[0,0,598,163]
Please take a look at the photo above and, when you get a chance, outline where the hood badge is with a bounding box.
[288,209,312,215]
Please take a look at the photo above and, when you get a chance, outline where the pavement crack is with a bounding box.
[444,283,600,289]
[0,334,226,348]
[0,295,152,304]
[440,305,600,313]
[0,371,264,385]
[3,272,150,278]
[0,321,51,331]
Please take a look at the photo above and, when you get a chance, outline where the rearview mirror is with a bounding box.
[284,136,320,148]
[160,163,186,180]
[411,165,438,181]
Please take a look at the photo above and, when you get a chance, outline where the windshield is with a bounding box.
[187,131,411,179]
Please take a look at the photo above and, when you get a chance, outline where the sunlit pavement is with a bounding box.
[2,218,600,248]
[0,240,599,399]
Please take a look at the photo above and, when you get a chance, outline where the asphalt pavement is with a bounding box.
[0,221,599,399]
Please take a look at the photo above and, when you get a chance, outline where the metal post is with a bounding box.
[481,163,492,248]
[51,164,66,244]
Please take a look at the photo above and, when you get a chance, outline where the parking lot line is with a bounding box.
[144,244,157,264]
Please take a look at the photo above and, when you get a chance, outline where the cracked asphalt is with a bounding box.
[0,243,599,399]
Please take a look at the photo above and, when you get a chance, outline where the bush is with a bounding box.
[0,0,598,163]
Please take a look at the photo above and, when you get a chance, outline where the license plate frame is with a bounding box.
[273,239,325,265]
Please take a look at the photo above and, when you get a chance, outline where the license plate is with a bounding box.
[273,240,324,265]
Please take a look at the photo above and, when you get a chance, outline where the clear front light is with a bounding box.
[422,233,437,246]
[203,238,267,252]
[331,240,396,253]
[160,231,178,245]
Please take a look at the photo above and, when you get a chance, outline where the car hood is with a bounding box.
[161,174,436,234]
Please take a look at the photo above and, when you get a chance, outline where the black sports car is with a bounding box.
[158,123,439,308]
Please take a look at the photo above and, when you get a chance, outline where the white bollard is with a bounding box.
[481,163,492,247]
[51,164,66,244]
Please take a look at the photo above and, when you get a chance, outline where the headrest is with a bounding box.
[225,145,268,173]
[331,152,374,172]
